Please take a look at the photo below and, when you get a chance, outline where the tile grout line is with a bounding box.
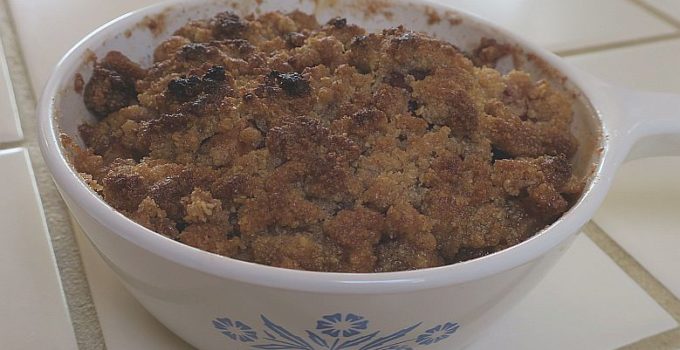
[583,221,680,322]
[555,32,680,57]
[0,26,22,144]
[583,221,680,348]
[630,0,680,31]
[0,0,107,349]
[618,328,680,350]
[555,0,680,57]
[0,140,25,149]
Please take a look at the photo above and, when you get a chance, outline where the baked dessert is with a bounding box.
[65,10,583,272]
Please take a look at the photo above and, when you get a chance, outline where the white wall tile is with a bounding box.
[0,148,77,350]
[566,38,680,92]
[0,36,22,142]
[643,0,680,23]
[467,234,677,350]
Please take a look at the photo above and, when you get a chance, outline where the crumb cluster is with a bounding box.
[66,10,583,272]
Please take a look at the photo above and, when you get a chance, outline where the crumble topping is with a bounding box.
[64,10,583,272]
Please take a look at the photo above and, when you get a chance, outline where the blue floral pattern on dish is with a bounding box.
[212,313,459,349]
[316,313,368,338]
[415,323,459,346]
[385,345,414,350]
[213,317,258,342]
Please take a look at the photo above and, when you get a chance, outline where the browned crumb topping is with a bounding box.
[66,11,583,272]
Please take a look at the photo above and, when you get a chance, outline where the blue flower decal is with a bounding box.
[213,314,459,349]
[316,313,369,337]
[415,322,459,345]
[386,345,414,350]
[212,317,258,342]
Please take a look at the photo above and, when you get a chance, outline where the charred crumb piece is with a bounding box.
[84,52,146,117]
[384,71,411,91]
[327,17,347,28]
[178,42,216,61]
[268,71,310,97]
[409,68,431,81]
[175,221,188,232]
[284,32,307,48]
[203,66,227,83]
[84,67,138,117]
[147,173,195,220]
[491,146,512,162]
[407,100,421,114]
[166,65,229,102]
[167,76,202,101]
[243,92,255,102]
[211,11,246,39]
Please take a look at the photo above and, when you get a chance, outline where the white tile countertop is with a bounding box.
[2,0,680,349]
[0,148,76,350]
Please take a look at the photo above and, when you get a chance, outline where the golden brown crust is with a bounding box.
[69,11,583,272]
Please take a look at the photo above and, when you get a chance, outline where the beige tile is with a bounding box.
[431,0,676,52]
[0,148,77,350]
[643,0,680,23]
[72,222,193,350]
[467,234,677,350]
[566,41,680,300]
[0,36,22,142]
[566,38,680,92]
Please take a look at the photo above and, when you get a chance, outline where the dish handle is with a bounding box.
[606,86,680,162]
